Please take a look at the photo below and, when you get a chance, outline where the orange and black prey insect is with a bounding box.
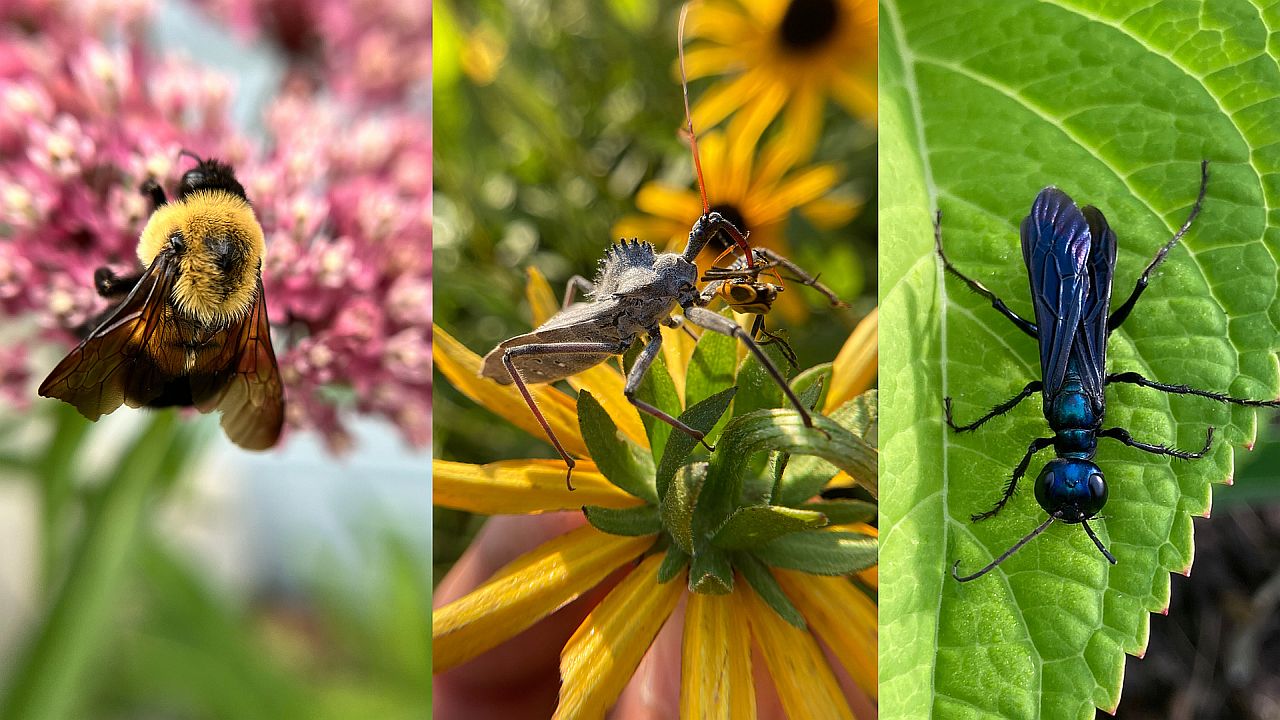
[39,152,284,450]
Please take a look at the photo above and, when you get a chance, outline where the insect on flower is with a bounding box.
[480,4,840,486]
[39,151,285,450]
[940,161,1280,582]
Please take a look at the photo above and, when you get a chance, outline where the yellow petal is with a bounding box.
[725,78,788,175]
[681,588,756,720]
[678,45,745,81]
[755,164,842,222]
[634,184,704,223]
[801,195,863,229]
[432,459,642,514]
[525,269,649,448]
[779,81,825,164]
[612,214,686,251]
[555,554,682,719]
[660,324,695,404]
[774,570,877,701]
[831,67,877,123]
[434,325,588,458]
[691,72,756,132]
[685,2,758,47]
[433,526,654,672]
[742,579,855,720]
[825,307,878,412]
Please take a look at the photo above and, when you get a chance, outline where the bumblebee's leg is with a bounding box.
[1105,371,1280,407]
[972,437,1054,522]
[562,275,595,308]
[624,329,713,450]
[140,179,168,210]
[93,267,144,299]
[684,306,816,430]
[752,247,847,307]
[1108,161,1209,331]
[502,340,628,489]
[1099,426,1214,460]
[944,381,1043,432]
[934,210,1038,339]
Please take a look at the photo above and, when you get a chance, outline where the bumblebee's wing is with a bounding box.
[190,279,284,450]
[38,254,179,418]
[1020,187,1091,397]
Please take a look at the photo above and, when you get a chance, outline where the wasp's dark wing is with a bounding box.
[1076,205,1117,399]
[190,279,284,450]
[1020,188,1093,396]
[38,254,179,417]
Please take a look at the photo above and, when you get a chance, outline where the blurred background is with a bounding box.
[433,0,877,575]
[0,0,430,717]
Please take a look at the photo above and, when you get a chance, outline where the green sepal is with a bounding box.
[655,387,736,501]
[582,504,661,537]
[632,349,681,461]
[577,390,657,503]
[735,552,805,628]
[776,391,879,506]
[657,544,689,584]
[661,462,706,555]
[711,505,829,550]
[799,499,876,525]
[754,531,878,576]
[688,541,734,595]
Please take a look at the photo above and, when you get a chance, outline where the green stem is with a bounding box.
[37,405,91,597]
[1,412,181,720]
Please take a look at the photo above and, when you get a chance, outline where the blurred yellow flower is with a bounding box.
[683,0,876,161]
[432,276,880,717]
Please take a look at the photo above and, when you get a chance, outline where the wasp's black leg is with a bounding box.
[752,316,799,369]
[140,179,168,210]
[944,381,1043,433]
[1107,161,1209,331]
[972,436,1055,522]
[934,210,1038,339]
[93,267,144,299]
[1106,371,1280,408]
[1099,426,1214,460]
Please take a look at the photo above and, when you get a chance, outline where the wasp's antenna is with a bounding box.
[952,515,1056,582]
[1080,519,1118,565]
[678,3,708,216]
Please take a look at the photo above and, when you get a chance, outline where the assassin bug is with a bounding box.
[939,162,1280,582]
[480,4,833,486]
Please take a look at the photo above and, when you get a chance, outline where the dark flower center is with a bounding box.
[706,203,749,252]
[778,0,840,53]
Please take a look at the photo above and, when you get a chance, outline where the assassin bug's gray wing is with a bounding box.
[1075,205,1117,401]
[1021,187,1092,397]
[480,299,626,384]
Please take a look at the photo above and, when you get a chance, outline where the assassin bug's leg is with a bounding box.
[1105,371,1280,407]
[93,267,144,299]
[1098,425,1214,460]
[751,248,848,307]
[1108,161,1210,332]
[562,275,595,309]
[683,306,817,431]
[934,210,1039,339]
[944,381,1044,432]
[140,179,168,210]
[972,436,1055,522]
[663,314,700,342]
[625,329,714,451]
[503,340,630,489]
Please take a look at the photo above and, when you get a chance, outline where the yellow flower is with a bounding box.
[433,271,880,717]
[683,0,876,161]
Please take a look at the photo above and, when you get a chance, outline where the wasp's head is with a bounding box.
[1034,458,1107,524]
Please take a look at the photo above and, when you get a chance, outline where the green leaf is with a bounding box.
[684,311,738,417]
[688,543,733,595]
[582,505,661,536]
[633,349,682,462]
[655,388,736,502]
[657,545,689,584]
[791,362,834,407]
[731,336,790,419]
[735,553,805,628]
[577,390,657,503]
[799,499,877,525]
[754,531,878,576]
[711,505,829,550]
[661,462,706,556]
[880,2,1280,718]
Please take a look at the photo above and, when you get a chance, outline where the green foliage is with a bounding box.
[879,1,1280,717]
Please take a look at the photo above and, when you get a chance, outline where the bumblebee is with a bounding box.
[39,153,284,450]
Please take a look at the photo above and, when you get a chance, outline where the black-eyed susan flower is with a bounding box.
[433,269,880,718]
[682,0,876,161]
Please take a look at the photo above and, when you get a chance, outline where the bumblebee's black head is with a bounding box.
[176,151,249,203]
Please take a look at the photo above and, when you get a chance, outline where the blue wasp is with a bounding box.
[937,162,1280,582]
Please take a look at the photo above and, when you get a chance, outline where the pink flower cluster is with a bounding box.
[0,0,431,451]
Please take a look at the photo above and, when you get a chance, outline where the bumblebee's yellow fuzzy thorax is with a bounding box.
[138,190,265,327]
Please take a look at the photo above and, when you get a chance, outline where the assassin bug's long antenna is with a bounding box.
[678,3,754,268]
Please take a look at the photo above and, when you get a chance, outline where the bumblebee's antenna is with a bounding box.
[178,149,204,166]
[952,515,1056,582]
[678,3,754,268]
